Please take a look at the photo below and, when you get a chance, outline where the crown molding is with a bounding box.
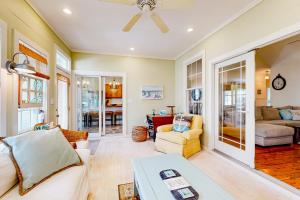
[71,49,176,61]
[175,0,264,60]
[25,0,72,52]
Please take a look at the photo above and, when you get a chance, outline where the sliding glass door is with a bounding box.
[215,51,255,167]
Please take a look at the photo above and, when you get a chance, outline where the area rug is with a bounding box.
[118,182,139,200]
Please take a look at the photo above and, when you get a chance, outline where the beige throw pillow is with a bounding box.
[0,142,18,197]
[291,110,300,121]
[261,107,281,120]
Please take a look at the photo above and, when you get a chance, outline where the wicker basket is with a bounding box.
[132,126,148,142]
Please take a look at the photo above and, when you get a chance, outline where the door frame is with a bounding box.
[207,23,300,153]
[56,73,71,129]
[72,70,127,136]
[214,51,256,168]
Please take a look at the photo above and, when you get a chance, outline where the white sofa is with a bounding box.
[0,143,90,200]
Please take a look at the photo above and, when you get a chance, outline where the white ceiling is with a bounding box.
[27,0,259,60]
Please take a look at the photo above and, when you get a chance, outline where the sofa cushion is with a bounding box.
[3,128,83,195]
[284,120,300,127]
[255,107,264,121]
[256,120,288,126]
[279,109,293,120]
[0,142,18,197]
[256,124,294,138]
[261,107,281,120]
[1,163,88,200]
[277,106,293,110]
[156,132,187,145]
[291,110,300,121]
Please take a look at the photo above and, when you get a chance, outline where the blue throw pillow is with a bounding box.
[173,115,193,133]
[279,109,293,120]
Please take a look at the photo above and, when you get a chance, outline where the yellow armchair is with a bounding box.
[155,115,203,158]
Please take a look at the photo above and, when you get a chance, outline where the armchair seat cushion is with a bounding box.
[156,132,187,145]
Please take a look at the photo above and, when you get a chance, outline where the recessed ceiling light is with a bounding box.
[187,28,194,33]
[130,47,135,51]
[63,8,72,15]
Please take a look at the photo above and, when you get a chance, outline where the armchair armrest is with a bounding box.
[157,124,173,132]
[182,129,203,140]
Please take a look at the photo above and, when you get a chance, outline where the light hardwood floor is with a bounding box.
[89,136,300,200]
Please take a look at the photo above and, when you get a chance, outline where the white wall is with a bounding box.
[255,56,270,106]
[72,52,175,133]
[270,42,300,107]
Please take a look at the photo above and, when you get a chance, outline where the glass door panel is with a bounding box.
[215,51,255,168]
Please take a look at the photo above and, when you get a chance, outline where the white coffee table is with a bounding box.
[132,154,235,200]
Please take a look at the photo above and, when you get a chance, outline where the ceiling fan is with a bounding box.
[99,0,196,33]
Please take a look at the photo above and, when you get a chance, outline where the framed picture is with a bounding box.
[141,85,164,100]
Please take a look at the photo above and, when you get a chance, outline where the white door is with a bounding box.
[57,77,69,129]
[214,51,255,168]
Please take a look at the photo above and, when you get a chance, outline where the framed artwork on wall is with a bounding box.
[141,85,163,100]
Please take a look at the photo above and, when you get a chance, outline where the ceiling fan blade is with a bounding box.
[122,13,142,32]
[150,13,169,33]
[158,0,196,10]
[99,0,136,6]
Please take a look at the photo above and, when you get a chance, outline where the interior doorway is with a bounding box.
[75,73,126,136]
[56,73,70,129]
[254,33,300,190]
[100,76,123,136]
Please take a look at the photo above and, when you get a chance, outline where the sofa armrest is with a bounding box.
[157,124,173,132]
[61,129,88,143]
[182,129,203,140]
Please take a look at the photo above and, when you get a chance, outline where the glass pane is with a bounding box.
[191,62,197,88]
[30,92,37,103]
[36,92,43,104]
[186,89,202,115]
[21,76,29,90]
[187,64,192,89]
[196,60,202,88]
[21,110,31,131]
[219,61,246,150]
[36,80,43,91]
[30,78,37,90]
[21,91,28,104]
[57,51,70,71]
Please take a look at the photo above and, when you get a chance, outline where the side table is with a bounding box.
[293,126,300,144]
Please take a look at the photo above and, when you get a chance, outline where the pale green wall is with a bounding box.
[72,52,175,132]
[175,0,300,146]
[0,0,71,135]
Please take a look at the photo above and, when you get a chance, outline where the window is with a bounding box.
[19,75,44,108]
[56,50,71,72]
[186,59,203,115]
[17,41,48,134]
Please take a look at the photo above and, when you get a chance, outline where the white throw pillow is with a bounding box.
[0,142,18,197]
[291,110,300,120]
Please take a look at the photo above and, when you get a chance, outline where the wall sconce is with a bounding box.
[6,52,36,74]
